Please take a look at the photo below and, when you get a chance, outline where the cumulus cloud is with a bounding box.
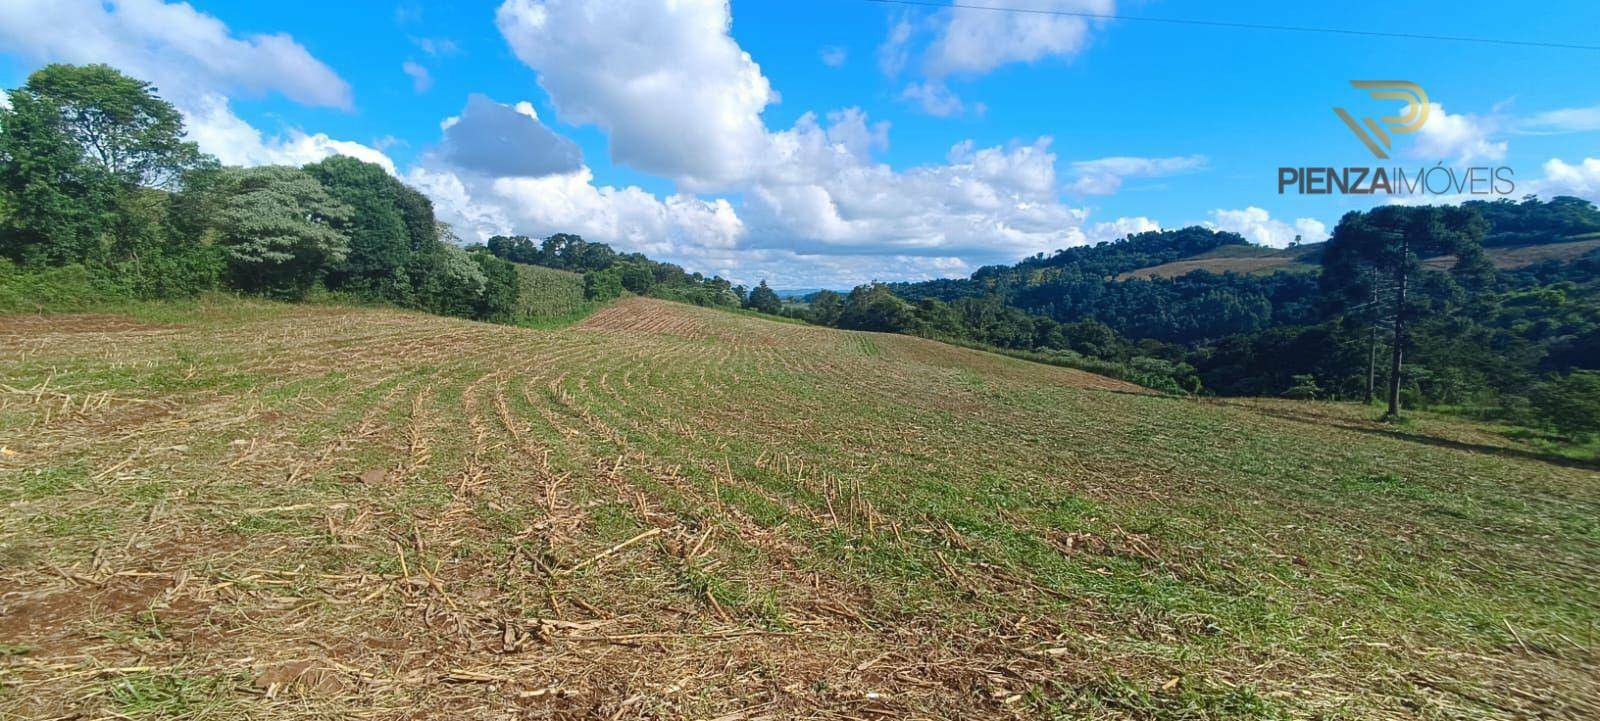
[496,0,776,189]
[1085,216,1160,243]
[1067,155,1208,195]
[185,94,396,174]
[402,60,432,93]
[0,0,351,109]
[431,94,582,177]
[1528,157,1600,202]
[485,0,1113,279]
[409,163,744,261]
[1204,207,1326,248]
[1409,103,1506,164]
[409,35,460,57]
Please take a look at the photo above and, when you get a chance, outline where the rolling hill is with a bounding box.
[1118,235,1600,280]
[1,297,1596,719]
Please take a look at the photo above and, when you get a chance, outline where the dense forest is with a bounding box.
[785,200,1600,444]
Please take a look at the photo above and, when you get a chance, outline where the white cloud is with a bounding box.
[1528,157,1600,202]
[402,60,432,93]
[1518,105,1600,134]
[878,0,1112,115]
[1409,103,1506,164]
[1085,216,1160,243]
[0,89,9,111]
[0,0,390,179]
[819,45,847,68]
[1068,155,1208,195]
[1205,207,1326,248]
[411,163,744,259]
[432,94,582,177]
[486,0,1107,281]
[900,80,966,117]
[878,17,916,77]
[496,0,776,189]
[0,0,351,109]
[185,93,395,174]
[922,0,1113,78]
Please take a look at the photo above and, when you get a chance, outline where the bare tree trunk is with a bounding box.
[1386,240,1409,418]
[1366,287,1378,405]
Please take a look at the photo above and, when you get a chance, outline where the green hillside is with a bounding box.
[2,297,1594,719]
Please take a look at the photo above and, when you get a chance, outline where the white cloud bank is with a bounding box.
[1205,207,1326,248]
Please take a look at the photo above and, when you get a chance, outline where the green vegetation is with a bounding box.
[0,63,574,327]
[511,261,591,322]
[484,231,743,308]
[1,297,1593,718]
[781,200,1600,454]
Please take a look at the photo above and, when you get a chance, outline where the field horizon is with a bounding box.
[1,295,1595,719]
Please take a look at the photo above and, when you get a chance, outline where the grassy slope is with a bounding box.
[0,297,1595,719]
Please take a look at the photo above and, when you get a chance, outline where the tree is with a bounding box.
[584,267,624,301]
[1321,205,1489,417]
[0,64,215,282]
[470,251,519,322]
[808,290,843,326]
[1531,371,1600,441]
[214,166,351,300]
[20,64,209,190]
[303,156,414,303]
[412,223,488,318]
[746,280,781,314]
[838,284,915,333]
[0,85,115,264]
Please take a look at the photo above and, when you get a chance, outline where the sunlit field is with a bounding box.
[2,297,1594,719]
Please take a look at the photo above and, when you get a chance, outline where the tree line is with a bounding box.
[780,203,1600,444]
[484,233,742,308]
[1,63,522,322]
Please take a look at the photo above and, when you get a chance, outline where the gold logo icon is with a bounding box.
[1333,81,1430,159]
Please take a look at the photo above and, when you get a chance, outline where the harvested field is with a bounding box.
[0,296,1595,719]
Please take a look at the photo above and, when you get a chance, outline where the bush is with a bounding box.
[1531,371,1600,437]
[0,259,113,311]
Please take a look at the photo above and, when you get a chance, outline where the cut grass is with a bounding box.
[0,296,1595,719]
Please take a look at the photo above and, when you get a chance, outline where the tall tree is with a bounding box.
[22,64,209,190]
[303,156,413,303]
[214,166,351,300]
[1321,205,1489,417]
[0,84,114,263]
[746,280,781,314]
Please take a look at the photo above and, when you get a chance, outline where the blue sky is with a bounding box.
[2,0,1598,286]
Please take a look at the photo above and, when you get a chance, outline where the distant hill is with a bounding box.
[1116,243,1322,280]
[1113,235,1600,280]
[773,287,845,300]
